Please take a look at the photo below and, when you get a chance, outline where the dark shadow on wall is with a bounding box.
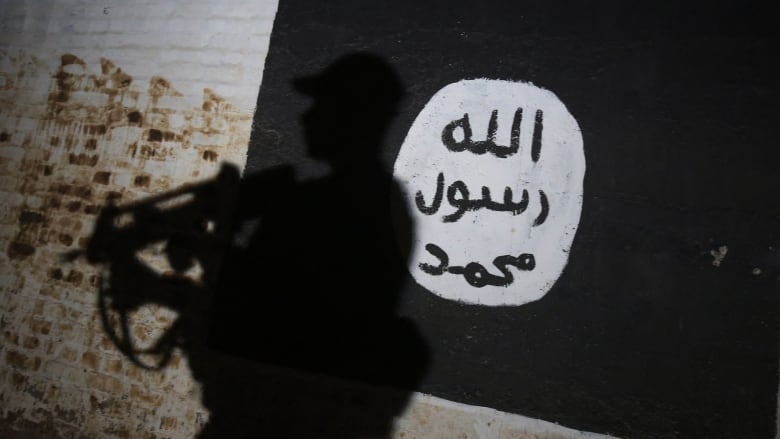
[77,53,429,438]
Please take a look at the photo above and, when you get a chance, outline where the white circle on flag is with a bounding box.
[393,79,585,306]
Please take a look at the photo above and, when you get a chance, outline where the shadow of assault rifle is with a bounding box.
[64,163,240,370]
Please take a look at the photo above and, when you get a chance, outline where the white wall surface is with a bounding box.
[0,1,277,437]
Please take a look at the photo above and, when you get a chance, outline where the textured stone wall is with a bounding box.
[0,2,276,437]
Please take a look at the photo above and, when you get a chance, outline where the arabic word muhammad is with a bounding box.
[393,79,585,306]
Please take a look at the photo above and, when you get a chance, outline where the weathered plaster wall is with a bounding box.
[0,2,606,438]
[0,1,276,437]
[3,2,772,439]
[0,3,617,438]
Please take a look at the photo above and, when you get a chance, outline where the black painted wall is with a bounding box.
[245,1,780,437]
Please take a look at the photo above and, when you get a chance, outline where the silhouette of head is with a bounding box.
[295,53,403,164]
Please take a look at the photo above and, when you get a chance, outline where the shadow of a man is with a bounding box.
[78,54,427,438]
[201,53,429,437]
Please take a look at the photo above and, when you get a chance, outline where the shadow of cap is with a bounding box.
[294,53,403,114]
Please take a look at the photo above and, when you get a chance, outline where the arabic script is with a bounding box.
[414,171,548,225]
[419,243,535,288]
[441,108,544,161]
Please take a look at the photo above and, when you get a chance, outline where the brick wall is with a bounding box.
[0,2,277,437]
